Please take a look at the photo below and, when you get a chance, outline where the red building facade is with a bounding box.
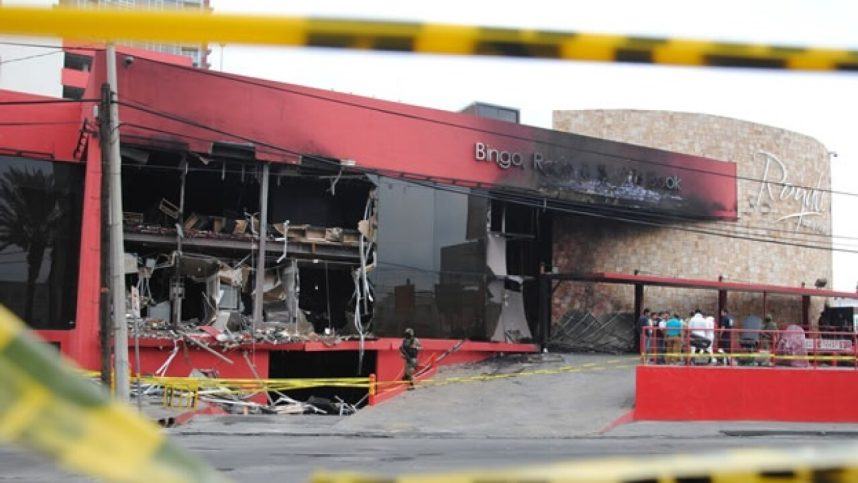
[0,51,739,399]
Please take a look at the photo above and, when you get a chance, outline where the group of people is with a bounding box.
[638,308,740,364]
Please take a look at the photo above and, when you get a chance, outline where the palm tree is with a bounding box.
[0,167,62,323]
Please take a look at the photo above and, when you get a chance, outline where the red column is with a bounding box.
[67,137,103,370]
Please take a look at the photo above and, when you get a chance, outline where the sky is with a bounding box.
[208,0,858,291]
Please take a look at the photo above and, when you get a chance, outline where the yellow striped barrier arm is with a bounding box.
[313,444,858,483]
[0,306,228,483]
[0,7,855,71]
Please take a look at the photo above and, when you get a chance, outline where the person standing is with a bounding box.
[718,309,734,364]
[400,328,421,389]
[656,311,668,363]
[761,314,778,352]
[638,308,652,357]
[665,314,683,364]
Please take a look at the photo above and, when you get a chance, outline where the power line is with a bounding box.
[0,120,82,126]
[119,143,858,251]
[122,57,858,199]
[0,40,63,49]
[0,49,61,65]
[123,106,844,251]
[110,102,858,254]
[403,176,858,255]
[123,122,858,246]
[119,145,858,255]
[115,107,858,246]
[0,99,98,106]
[0,40,98,51]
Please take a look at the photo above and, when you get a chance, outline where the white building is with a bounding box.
[0,1,62,97]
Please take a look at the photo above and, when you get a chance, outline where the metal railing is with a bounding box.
[640,326,858,368]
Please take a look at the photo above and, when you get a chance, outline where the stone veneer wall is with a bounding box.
[551,110,832,328]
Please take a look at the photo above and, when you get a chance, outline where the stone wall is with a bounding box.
[551,110,832,328]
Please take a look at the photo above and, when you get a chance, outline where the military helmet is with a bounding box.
[404,328,415,337]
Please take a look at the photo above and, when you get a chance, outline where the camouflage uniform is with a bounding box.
[400,329,421,388]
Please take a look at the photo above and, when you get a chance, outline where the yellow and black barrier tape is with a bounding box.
[312,444,858,483]
[141,375,370,392]
[0,305,227,482]
[0,6,856,71]
[135,358,636,398]
[110,350,856,402]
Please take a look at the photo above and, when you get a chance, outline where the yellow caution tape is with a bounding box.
[312,444,858,482]
[0,305,227,483]
[141,375,370,391]
[0,6,855,71]
[133,359,635,397]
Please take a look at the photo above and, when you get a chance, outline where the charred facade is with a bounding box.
[120,146,376,343]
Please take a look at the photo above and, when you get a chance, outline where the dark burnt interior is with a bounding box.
[121,146,374,335]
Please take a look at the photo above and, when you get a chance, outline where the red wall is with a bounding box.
[636,365,858,422]
[0,89,83,160]
[0,89,100,366]
[4,50,740,368]
[107,53,738,219]
[136,345,268,380]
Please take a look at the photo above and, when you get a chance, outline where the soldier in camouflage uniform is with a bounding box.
[399,328,421,389]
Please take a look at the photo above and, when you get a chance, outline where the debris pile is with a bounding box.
[548,310,635,353]
[122,176,378,349]
[130,369,365,416]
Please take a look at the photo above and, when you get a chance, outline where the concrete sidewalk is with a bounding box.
[175,353,639,438]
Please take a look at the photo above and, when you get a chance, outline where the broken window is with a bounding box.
[0,156,83,330]
[369,179,547,342]
[121,147,374,342]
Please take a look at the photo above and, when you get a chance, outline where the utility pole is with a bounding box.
[252,163,269,329]
[105,43,129,401]
[98,84,113,388]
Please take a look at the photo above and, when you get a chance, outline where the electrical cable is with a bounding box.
[0,98,98,105]
[407,177,858,255]
[118,96,857,211]
[119,149,858,256]
[0,49,62,65]
[0,120,83,126]
[117,142,857,258]
[119,57,857,199]
[116,145,858,246]
[0,40,100,51]
[115,120,858,253]
[109,105,858,254]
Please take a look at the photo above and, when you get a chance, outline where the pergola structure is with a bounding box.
[538,271,858,344]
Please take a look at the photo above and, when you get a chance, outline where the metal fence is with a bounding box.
[641,326,858,368]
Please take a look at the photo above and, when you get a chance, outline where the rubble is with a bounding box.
[129,371,360,417]
[548,310,635,353]
[121,159,377,348]
[117,156,382,416]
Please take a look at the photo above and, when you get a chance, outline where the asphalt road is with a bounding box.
[2,430,857,482]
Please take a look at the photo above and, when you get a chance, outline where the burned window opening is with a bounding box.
[121,147,377,344]
[299,262,358,334]
[369,179,545,343]
[268,350,376,406]
[487,197,552,340]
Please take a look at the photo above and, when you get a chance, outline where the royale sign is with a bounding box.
[473,141,682,192]
[751,151,828,232]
